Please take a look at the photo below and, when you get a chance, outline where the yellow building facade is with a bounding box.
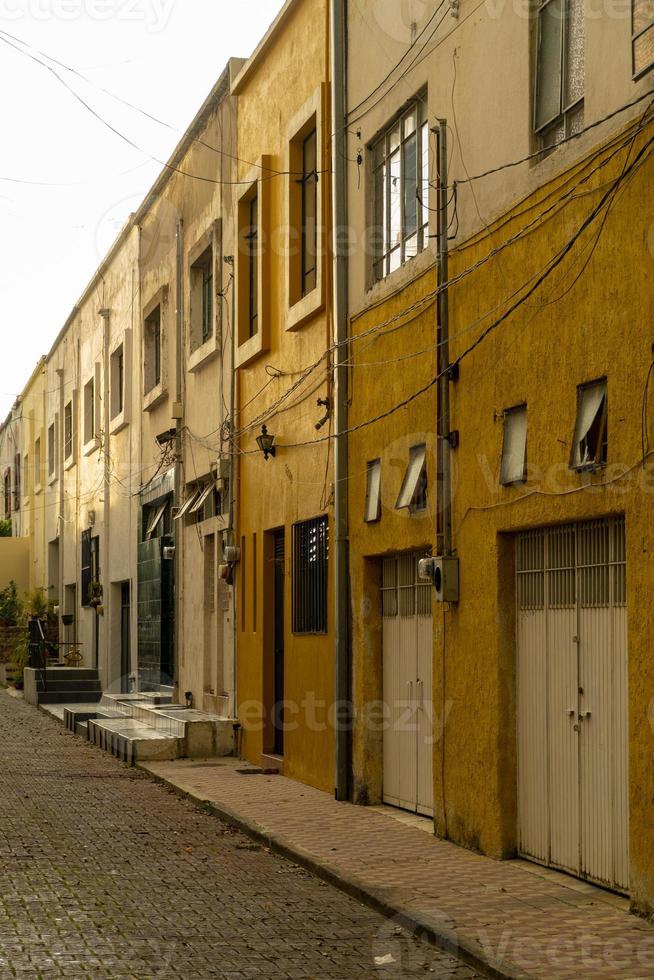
[344,0,654,915]
[232,0,335,790]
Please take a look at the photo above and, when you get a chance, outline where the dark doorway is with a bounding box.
[120,582,131,693]
[273,529,285,756]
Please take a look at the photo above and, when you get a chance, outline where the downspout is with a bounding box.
[331,0,351,802]
[226,253,238,719]
[436,119,451,839]
[437,119,453,557]
[174,219,184,701]
[100,308,111,689]
[56,367,64,651]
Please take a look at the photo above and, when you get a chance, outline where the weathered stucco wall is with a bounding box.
[233,0,335,792]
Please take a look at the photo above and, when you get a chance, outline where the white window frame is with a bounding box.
[500,405,528,486]
[534,0,585,150]
[364,458,382,523]
[372,94,429,282]
[570,379,607,472]
[396,444,427,513]
[632,0,654,78]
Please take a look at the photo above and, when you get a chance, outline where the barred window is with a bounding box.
[292,515,328,634]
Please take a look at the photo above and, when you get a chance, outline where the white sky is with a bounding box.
[0,0,286,418]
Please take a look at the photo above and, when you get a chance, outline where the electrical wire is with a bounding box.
[0,33,329,188]
[346,1,446,119]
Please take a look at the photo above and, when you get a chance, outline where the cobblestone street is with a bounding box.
[0,694,481,979]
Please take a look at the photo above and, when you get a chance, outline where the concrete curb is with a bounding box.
[139,763,537,980]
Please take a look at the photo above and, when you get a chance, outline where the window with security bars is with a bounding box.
[372,95,429,281]
[292,515,328,634]
[633,0,654,77]
[381,554,432,618]
[534,0,585,152]
[516,518,626,612]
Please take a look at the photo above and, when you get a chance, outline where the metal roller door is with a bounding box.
[516,517,629,893]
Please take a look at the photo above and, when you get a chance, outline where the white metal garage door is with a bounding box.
[382,554,433,817]
[516,517,629,893]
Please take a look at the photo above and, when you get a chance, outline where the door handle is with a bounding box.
[579,710,592,719]
[567,708,575,717]
[417,678,424,710]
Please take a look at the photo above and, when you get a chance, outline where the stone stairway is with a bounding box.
[62,692,235,764]
[24,667,102,706]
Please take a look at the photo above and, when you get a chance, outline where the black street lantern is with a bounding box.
[256,424,276,460]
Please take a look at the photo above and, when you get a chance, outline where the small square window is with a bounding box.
[364,459,381,523]
[571,380,607,471]
[396,444,427,513]
[500,406,528,486]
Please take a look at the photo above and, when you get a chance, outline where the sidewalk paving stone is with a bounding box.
[0,692,480,978]
[141,757,654,980]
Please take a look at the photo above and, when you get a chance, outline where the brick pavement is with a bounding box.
[0,692,480,979]
[141,757,654,980]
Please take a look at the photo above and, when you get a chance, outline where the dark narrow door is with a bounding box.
[120,582,131,693]
[273,530,285,756]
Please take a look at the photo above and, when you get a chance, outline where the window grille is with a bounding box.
[292,515,328,634]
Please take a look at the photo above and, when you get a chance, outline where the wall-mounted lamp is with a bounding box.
[256,425,276,460]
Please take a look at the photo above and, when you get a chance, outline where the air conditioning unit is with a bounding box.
[212,458,230,482]
[418,556,459,603]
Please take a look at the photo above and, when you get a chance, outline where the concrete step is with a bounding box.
[38,668,100,681]
[38,690,102,705]
[35,679,102,692]
[87,717,182,764]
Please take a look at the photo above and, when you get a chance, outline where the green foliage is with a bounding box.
[0,581,21,626]
[0,519,11,538]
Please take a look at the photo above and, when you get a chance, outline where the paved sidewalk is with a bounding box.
[142,758,654,980]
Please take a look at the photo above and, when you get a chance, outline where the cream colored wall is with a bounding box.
[137,71,238,708]
[346,0,654,320]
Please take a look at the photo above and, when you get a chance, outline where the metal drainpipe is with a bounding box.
[226,254,238,719]
[100,308,111,688]
[174,219,184,701]
[436,119,452,839]
[331,0,351,802]
[436,119,453,557]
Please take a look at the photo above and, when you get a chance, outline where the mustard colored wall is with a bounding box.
[443,117,654,911]
[233,0,335,793]
[347,268,438,805]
